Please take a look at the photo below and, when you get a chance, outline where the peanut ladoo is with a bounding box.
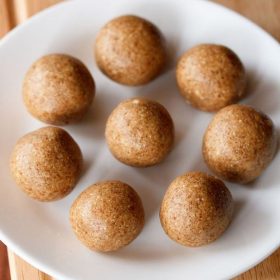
[10,126,83,201]
[160,172,234,247]
[95,15,166,86]
[176,44,246,112]
[70,180,145,252]
[203,104,277,183]
[105,98,174,167]
[23,54,95,125]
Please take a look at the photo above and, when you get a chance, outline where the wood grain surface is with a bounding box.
[0,242,10,280]
[0,0,279,279]
[0,0,13,37]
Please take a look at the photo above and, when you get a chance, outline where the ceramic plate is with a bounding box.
[0,0,280,279]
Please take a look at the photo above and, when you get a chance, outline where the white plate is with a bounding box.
[0,0,280,279]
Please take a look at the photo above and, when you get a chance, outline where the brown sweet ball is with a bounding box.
[95,15,166,86]
[10,126,83,201]
[23,54,95,125]
[160,171,234,247]
[105,98,174,167]
[176,44,246,112]
[70,180,145,252]
[203,104,277,183]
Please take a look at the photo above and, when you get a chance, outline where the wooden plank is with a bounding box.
[0,242,10,280]
[1,0,280,280]
[7,251,53,280]
[0,0,13,37]
[12,0,61,24]
[214,0,280,41]
[235,249,280,280]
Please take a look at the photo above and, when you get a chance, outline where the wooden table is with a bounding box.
[0,0,280,279]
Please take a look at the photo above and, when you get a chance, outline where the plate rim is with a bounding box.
[0,0,280,279]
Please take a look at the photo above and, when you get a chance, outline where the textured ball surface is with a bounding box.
[176,44,246,112]
[70,180,145,252]
[95,15,166,86]
[105,98,174,167]
[10,126,83,201]
[160,172,234,247]
[23,54,95,125]
[203,104,277,183]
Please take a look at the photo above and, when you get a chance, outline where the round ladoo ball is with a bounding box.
[176,44,246,112]
[95,15,167,86]
[203,104,277,183]
[105,98,174,167]
[160,172,234,247]
[70,180,145,252]
[10,126,83,201]
[23,54,95,125]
